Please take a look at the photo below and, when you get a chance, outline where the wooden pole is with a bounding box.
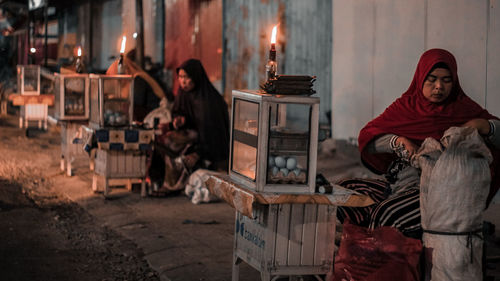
[135,0,144,69]
[44,4,48,67]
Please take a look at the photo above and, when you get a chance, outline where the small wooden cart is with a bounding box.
[9,94,54,130]
[91,127,154,197]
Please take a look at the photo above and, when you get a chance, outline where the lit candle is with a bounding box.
[117,36,127,74]
[75,46,84,73]
[266,25,278,80]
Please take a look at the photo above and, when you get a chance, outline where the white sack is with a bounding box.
[414,127,492,281]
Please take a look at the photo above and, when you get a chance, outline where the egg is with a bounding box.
[271,166,279,176]
[279,168,289,176]
[274,156,286,168]
[286,157,297,170]
[108,115,116,125]
[292,168,301,176]
[268,156,275,167]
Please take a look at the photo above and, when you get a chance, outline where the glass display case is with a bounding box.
[54,73,89,120]
[17,65,40,95]
[229,89,319,193]
[89,74,134,128]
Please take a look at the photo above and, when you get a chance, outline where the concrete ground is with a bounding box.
[3,112,500,281]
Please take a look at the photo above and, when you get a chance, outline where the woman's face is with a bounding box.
[178,69,195,92]
[422,68,453,103]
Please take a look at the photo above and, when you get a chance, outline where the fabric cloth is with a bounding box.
[173,59,229,168]
[358,48,500,206]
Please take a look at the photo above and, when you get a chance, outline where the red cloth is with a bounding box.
[358,48,500,205]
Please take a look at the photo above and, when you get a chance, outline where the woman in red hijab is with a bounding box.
[337,48,500,238]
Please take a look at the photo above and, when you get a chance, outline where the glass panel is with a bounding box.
[64,77,86,116]
[231,99,259,181]
[23,67,38,93]
[267,103,311,185]
[102,79,131,127]
[90,78,100,125]
[54,76,61,117]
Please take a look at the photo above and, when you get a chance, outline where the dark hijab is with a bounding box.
[173,59,230,165]
[358,48,500,205]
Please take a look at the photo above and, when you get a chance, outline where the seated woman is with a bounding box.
[337,48,500,238]
[148,59,230,194]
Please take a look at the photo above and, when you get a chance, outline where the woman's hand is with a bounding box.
[462,118,490,136]
[395,136,419,158]
[173,116,186,130]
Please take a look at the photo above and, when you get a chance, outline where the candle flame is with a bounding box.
[77,47,82,57]
[270,25,277,44]
[120,36,127,54]
[30,47,36,54]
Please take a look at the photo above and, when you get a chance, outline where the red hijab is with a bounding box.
[358,48,500,205]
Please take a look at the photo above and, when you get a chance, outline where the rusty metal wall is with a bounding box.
[223,0,332,124]
[164,0,222,93]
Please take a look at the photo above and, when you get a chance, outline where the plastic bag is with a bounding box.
[332,221,422,281]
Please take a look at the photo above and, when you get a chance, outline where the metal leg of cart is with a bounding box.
[60,157,65,171]
[140,180,147,197]
[92,174,98,193]
[232,256,241,281]
[0,100,6,115]
[66,160,72,177]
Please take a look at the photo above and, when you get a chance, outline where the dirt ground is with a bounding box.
[0,116,160,281]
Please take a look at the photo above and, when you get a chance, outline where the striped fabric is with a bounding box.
[337,178,421,236]
[369,189,420,235]
[336,178,389,227]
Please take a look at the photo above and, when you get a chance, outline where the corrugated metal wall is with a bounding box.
[332,0,500,140]
[164,0,222,93]
[223,0,332,124]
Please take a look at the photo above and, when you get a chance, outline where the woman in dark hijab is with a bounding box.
[172,59,230,170]
[147,59,229,194]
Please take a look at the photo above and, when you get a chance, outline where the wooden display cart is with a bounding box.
[217,89,375,280]
[91,127,154,197]
[53,72,91,176]
[206,174,374,281]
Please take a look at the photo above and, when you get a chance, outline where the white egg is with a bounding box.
[274,156,286,168]
[271,166,279,176]
[279,168,289,176]
[292,168,301,176]
[268,156,275,167]
[286,157,297,170]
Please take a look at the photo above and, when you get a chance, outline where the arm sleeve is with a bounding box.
[487,119,500,148]
[364,134,398,154]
